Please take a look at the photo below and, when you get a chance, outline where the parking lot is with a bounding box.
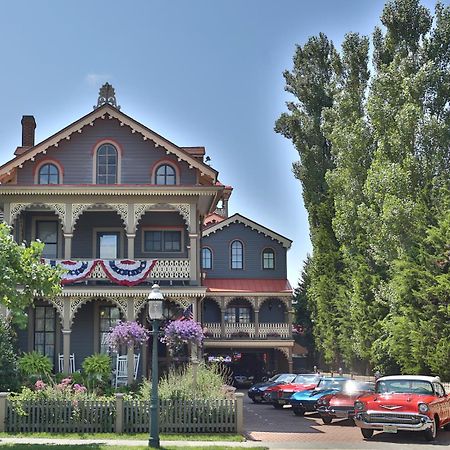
[242,391,450,449]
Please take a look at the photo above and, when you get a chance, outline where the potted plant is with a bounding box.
[161,319,205,353]
[107,320,149,351]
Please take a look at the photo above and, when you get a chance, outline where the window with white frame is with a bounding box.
[36,220,58,259]
[144,230,182,252]
[231,240,243,269]
[202,247,212,269]
[96,144,118,184]
[155,164,176,185]
[38,163,59,184]
[34,306,56,361]
[262,248,275,270]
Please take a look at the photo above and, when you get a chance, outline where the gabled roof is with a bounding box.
[202,213,292,249]
[0,104,218,183]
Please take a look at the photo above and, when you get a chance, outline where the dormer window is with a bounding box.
[155,164,176,185]
[231,240,244,269]
[96,144,117,184]
[262,248,275,270]
[38,163,59,184]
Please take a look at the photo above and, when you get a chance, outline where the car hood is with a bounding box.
[249,381,284,391]
[292,388,338,401]
[328,392,367,407]
[362,393,437,413]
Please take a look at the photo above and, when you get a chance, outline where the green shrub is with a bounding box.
[0,320,20,391]
[82,354,111,392]
[18,351,52,384]
[140,363,230,400]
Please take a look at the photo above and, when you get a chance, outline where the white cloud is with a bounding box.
[85,73,112,87]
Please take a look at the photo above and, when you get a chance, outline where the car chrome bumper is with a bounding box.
[317,406,354,417]
[354,411,433,432]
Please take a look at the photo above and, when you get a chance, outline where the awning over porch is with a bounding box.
[203,278,292,293]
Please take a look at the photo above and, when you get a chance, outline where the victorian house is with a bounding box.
[0,85,295,381]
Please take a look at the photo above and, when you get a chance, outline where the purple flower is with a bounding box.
[73,383,87,393]
[161,319,205,351]
[108,320,149,351]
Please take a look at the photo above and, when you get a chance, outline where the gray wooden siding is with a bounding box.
[71,301,95,368]
[202,222,287,278]
[135,211,188,259]
[16,118,197,185]
[72,211,126,259]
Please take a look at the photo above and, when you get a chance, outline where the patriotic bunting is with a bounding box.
[44,259,97,285]
[99,259,157,286]
[44,259,157,286]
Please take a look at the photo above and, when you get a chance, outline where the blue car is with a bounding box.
[288,377,350,416]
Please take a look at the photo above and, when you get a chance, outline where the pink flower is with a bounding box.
[73,384,87,393]
[61,377,72,385]
[34,380,46,390]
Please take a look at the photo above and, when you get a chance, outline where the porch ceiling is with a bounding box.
[203,340,294,348]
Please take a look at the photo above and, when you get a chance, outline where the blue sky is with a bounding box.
[0,0,442,285]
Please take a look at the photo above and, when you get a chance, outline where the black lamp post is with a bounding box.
[148,283,164,448]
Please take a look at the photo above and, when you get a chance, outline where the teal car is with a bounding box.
[288,377,350,416]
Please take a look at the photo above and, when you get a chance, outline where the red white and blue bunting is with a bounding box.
[99,259,157,286]
[44,259,97,285]
[44,259,157,286]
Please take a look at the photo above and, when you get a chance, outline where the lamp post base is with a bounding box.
[148,437,160,448]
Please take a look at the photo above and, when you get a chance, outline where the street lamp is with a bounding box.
[148,283,164,448]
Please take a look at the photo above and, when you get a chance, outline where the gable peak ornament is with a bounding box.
[94,82,120,110]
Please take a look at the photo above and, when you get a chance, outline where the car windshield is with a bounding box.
[342,381,374,394]
[271,373,296,383]
[376,379,434,395]
[317,379,347,390]
[293,374,319,384]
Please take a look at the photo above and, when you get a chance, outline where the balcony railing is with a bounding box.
[203,322,291,340]
[45,258,191,285]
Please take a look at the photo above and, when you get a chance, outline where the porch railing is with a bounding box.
[203,322,291,339]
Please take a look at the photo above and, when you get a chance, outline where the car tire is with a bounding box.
[424,417,438,442]
[322,416,332,425]
[273,403,284,409]
[361,428,374,439]
[252,398,262,404]
[293,407,305,416]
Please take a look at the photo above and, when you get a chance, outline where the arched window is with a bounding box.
[202,247,213,270]
[231,240,243,269]
[38,163,59,184]
[262,248,275,270]
[96,144,117,184]
[155,164,176,185]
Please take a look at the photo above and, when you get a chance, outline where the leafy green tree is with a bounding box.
[0,320,20,391]
[279,0,450,375]
[0,222,62,325]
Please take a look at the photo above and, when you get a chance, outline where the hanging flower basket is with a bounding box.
[160,320,205,353]
[107,321,149,351]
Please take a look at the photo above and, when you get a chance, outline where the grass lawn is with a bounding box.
[0,446,268,450]
[0,433,243,442]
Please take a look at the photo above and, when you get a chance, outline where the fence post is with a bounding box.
[115,393,124,433]
[235,392,244,434]
[0,393,8,432]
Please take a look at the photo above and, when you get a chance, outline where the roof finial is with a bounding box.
[94,82,120,110]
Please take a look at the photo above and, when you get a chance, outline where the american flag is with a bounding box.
[179,304,194,321]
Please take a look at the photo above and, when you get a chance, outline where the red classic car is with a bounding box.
[264,374,320,409]
[316,381,374,424]
[354,375,450,441]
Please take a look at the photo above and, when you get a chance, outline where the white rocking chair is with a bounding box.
[114,353,140,387]
[58,354,75,373]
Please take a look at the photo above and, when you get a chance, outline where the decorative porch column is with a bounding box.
[288,307,294,338]
[62,298,72,375]
[189,233,199,283]
[126,297,135,384]
[126,234,135,260]
[2,203,11,225]
[254,309,260,339]
[63,234,73,259]
[220,308,226,339]
[288,348,293,373]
